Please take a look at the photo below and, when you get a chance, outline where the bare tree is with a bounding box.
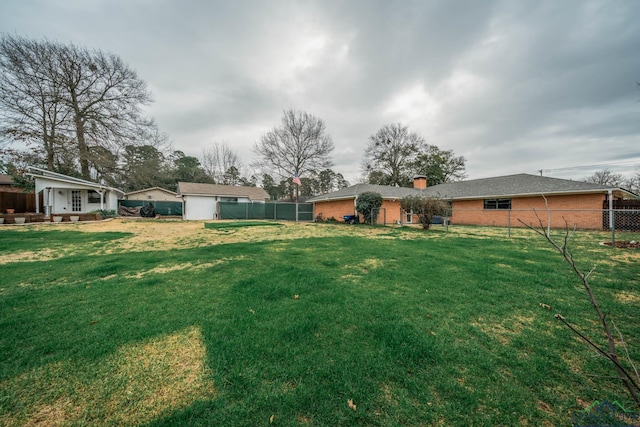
[201,142,242,184]
[0,34,156,180]
[584,169,625,187]
[362,123,425,187]
[520,203,640,407]
[253,109,334,196]
[0,35,69,170]
[55,42,153,178]
[624,170,640,195]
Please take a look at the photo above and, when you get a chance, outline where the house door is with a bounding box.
[405,210,413,224]
[71,190,82,212]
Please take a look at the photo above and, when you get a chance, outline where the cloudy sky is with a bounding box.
[2,0,640,183]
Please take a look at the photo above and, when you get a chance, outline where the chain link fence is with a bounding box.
[371,207,387,225]
[448,207,640,243]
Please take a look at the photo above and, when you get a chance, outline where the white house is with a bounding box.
[177,182,270,220]
[125,187,177,202]
[27,167,124,216]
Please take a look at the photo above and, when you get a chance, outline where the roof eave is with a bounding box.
[448,188,631,200]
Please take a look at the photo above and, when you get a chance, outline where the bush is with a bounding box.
[400,196,447,229]
[90,209,117,219]
[315,213,339,223]
[356,192,383,224]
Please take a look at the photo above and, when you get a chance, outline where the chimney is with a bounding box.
[413,175,427,189]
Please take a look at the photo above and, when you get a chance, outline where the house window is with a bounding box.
[220,197,238,202]
[88,190,101,204]
[484,199,511,210]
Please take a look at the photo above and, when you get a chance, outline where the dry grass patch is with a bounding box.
[471,314,535,345]
[127,256,245,279]
[340,258,385,281]
[613,291,640,305]
[0,326,216,426]
[38,220,399,255]
[0,248,63,265]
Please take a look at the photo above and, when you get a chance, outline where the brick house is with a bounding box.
[308,174,636,229]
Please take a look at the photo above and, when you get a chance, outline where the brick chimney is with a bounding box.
[413,175,427,189]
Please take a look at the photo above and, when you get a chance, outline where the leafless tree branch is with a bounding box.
[518,199,640,407]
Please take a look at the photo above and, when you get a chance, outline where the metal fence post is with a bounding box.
[609,190,615,247]
[507,209,511,238]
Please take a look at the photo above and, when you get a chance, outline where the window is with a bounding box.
[220,197,238,202]
[88,190,101,204]
[484,199,511,210]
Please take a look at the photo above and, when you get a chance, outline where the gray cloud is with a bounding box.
[1,0,639,184]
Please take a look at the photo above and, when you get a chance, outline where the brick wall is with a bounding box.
[313,198,404,224]
[377,200,403,224]
[451,193,607,229]
[314,199,356,222]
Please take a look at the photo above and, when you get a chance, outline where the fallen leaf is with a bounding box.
[293,294,299,300]
[269,414,275,423]
[249,308,255,314]
[348,398,357,411]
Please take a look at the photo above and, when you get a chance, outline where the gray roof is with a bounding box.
[26,166,125,195]
[423,173,633,199]
[177,182,269,201]
[308,174,635,203]
[126,187,177,196]
[307,183,423,202]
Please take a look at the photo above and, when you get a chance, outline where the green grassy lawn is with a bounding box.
[0,223,638,426]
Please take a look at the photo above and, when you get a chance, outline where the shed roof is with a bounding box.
[126,187,176,197]
[27,167,125,196]
[177,182,269,201]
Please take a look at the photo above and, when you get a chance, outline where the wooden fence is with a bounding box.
[0,191,42,214]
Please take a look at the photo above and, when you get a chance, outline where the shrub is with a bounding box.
[90,209,117,219]
[356,192,383,224]
[400,196,448,229]
[314,213,339,223]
